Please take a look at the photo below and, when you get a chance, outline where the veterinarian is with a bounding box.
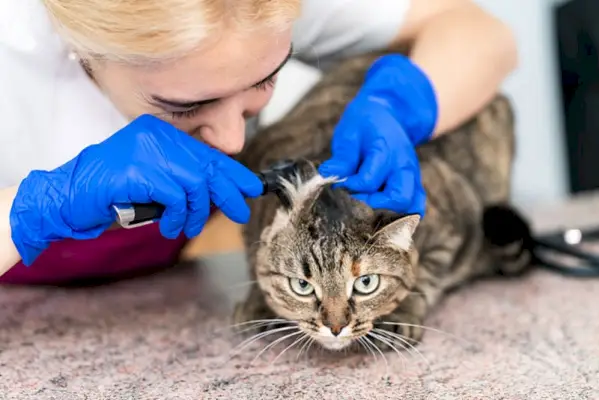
[0,0,517,284]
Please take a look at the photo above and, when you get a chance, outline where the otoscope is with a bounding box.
[112,159,298,228]
[112,157,599,279]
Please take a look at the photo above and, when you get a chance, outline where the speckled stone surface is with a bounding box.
[2,195,599,399]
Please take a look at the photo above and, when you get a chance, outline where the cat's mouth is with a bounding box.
[318,336,353,350]
[309,324,369,351]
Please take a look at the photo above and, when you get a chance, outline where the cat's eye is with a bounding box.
[289,278,315,296]
[353,274,380,295]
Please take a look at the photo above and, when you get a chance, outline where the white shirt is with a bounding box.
[0,0,409,188]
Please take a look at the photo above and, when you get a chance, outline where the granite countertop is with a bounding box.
[2,195,599,399]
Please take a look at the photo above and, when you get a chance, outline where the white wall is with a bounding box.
[474,0,570,207]
[261,0,572,208]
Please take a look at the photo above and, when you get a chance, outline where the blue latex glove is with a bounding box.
[319,54,438,217]
[10,114,263,266]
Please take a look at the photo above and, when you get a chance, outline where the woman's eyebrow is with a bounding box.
[151,44,294,109]
[252,44,294,86]
[151,96,217,109]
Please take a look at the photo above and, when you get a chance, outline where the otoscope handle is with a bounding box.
[113,159,297,228]
[112,202,165,228]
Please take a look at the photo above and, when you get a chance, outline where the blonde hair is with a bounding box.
[41,0,301,64]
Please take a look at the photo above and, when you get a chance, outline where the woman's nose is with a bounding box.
[195,100,247,155]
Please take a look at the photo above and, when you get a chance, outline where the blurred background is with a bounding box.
[476,0,593,208]
[259,0,595,210]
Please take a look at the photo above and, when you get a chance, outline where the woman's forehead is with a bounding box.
[106,30,293,103]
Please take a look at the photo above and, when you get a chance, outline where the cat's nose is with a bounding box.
[329,325,346,336]
[324,322,349,337]
[321,304,351,336]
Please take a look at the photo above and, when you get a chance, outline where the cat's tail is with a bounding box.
[481,204,536,276]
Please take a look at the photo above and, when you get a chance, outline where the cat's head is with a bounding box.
[255,159,420,351]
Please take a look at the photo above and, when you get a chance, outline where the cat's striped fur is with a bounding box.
[233,51,532,351]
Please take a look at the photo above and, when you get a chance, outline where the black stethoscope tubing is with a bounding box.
[533,227,599,277]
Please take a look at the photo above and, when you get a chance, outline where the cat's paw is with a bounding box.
[233,302,270,332]
[370,312,425,352]
[232,290,285,336]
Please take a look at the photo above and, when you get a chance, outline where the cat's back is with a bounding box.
[239,51,518,269]
[417,93,516,206]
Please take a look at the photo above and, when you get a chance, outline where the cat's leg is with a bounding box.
[370,280,441,353]
[370,220,463,351]
[232,285,282,334]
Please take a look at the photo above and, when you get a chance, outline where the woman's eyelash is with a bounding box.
[170,76,276,119]
[253,76,276,91]
[170,108,201,119]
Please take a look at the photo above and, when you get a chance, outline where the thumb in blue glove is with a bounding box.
[10,114,263,266]
[319,54,438,217]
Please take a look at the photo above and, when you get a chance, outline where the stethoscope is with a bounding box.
[533,227,599,277]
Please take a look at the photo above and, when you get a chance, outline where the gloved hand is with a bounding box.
[10,114,263,266]
[319,54,438,217]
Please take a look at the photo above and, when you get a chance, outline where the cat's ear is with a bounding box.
[372,210,420,252]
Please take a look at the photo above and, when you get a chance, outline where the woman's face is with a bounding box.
[89,28,293,155]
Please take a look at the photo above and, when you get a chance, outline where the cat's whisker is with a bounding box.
[234,321,285,335]
[357,337,376,360]
[228,325,298,358]
[251,330,303,365]
[230,318,294,328]
[248,239,277,249]
[296,336,315,360]
[364,335,390,377]
[373,328,430,370]
[361,217,387,249]
[359,215,400,257]
[372,328,417,358]
[221,318,290,331]
[362,240,379,257]
[357,337,377,361]
[270,333,309,365]
[306,337,317,356]
[248,240,264,248]
[222,280,258,291]
[378,321,472,347]
[360,232,384,257]
[377,328,431,368]
[368,331,408,370]
[233,43,516,378]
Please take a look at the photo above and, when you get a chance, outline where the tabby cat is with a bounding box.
[233,51,532,352]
